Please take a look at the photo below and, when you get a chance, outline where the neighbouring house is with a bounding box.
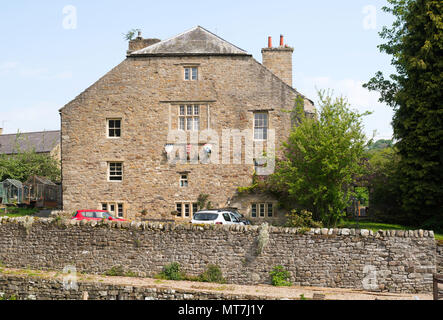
[60,26,315,222]
[0,129,61,164]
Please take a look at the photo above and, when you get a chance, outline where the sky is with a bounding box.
[0,0,396,140]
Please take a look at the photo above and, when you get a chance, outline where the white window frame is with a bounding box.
[107,118,122,138]
[178,105,200,131]
[175,201,199,219]
[179,174,189,188]
[184,67,198,81]
[251,202,274,218]
[254,112,269,141]
[101,202,125,218]
[108,162,123,182]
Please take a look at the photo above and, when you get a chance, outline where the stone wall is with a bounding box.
[0,217,437,293]
[60,52,315,221]
[0,273,263,300]
[437,242,443,274]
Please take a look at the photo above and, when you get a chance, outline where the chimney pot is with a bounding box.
[268,36,272,48]
[280,35,284,46]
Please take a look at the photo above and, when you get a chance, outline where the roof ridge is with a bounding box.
[131,26,248,56]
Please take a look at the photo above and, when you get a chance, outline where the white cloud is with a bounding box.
[295,73,394,140]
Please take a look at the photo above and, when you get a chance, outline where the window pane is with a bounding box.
[176,203,183,216]
[184,68,190,80]
[179,117,185,130]
[267,204,273,217]
[194,105,199,115]
[194,117,200,131]
[260,204,265,217]
[186,117,193,131]
[102,203,107,211]
[251,204,257,218]
[118,204,124,217]
[187,105,193,115]
[180,105,185,115]
[192,68,198,80]
[109,163,123,181]
[184,204,190,217]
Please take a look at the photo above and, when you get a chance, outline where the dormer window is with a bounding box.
[184,67,198,81]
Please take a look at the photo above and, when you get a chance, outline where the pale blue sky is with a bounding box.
[0,0,395,140]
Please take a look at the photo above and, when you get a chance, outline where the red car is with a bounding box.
[72,210,128,221]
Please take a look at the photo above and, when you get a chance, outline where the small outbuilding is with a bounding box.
[1,179,30,205]
[25,175,61,209]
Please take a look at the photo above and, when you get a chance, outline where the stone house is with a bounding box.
[60,26,315,222]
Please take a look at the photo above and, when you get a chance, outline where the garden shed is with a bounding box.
[25,175,61,209]
[1,179,30,205]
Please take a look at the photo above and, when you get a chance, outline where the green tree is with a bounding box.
[0,133,60,182]
[363,0,443,226]
[269,90,370,226]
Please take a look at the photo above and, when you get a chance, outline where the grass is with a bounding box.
[338,219,443,241]
[0,207,39,217]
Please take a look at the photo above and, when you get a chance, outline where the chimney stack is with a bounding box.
[127,31,161,55]
[261,34,294,87]
[0,128,3,135]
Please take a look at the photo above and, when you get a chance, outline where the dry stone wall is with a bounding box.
[0,217,437,293]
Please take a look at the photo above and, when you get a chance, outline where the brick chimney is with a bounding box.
[127,31,161,55]
[261,35,294,87]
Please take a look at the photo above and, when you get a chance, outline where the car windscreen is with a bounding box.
[193,213,219,221]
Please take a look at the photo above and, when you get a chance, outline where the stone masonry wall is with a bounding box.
[0,273,266,300]
[0,217,437,293]
[60,54,314,222]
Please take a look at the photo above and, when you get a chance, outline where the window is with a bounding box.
[107,119,121,138]
[267,203,274,217]
[176,202,198,218]
[179,105,200,131]
[251,204,257,218]
[117,204,124,218]
[108,162,123,181]
[251,202,274,218]
[259,204,265,217]
[254,113,269,140]
[180,174,189,187]
[223,213,231,222]
[101,202,125,218]
[184,67,198,81]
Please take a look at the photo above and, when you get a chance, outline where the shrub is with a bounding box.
[270,265,292,287]
[197,264,226,284]
[285,209,323,228]
[157,262,184,281]
[104,265,125,276]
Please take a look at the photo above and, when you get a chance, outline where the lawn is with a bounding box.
[339,219,443,241]
[0,207,39,218]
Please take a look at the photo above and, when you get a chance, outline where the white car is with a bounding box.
[191,210,245,225]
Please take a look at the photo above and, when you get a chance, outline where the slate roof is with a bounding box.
[0,130,60,155]
[130,26,249,56]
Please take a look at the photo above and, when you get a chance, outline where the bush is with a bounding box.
[285,209,323,228]
[197,264,226,284]
[157,262,184,281]
[270,265,292,287]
